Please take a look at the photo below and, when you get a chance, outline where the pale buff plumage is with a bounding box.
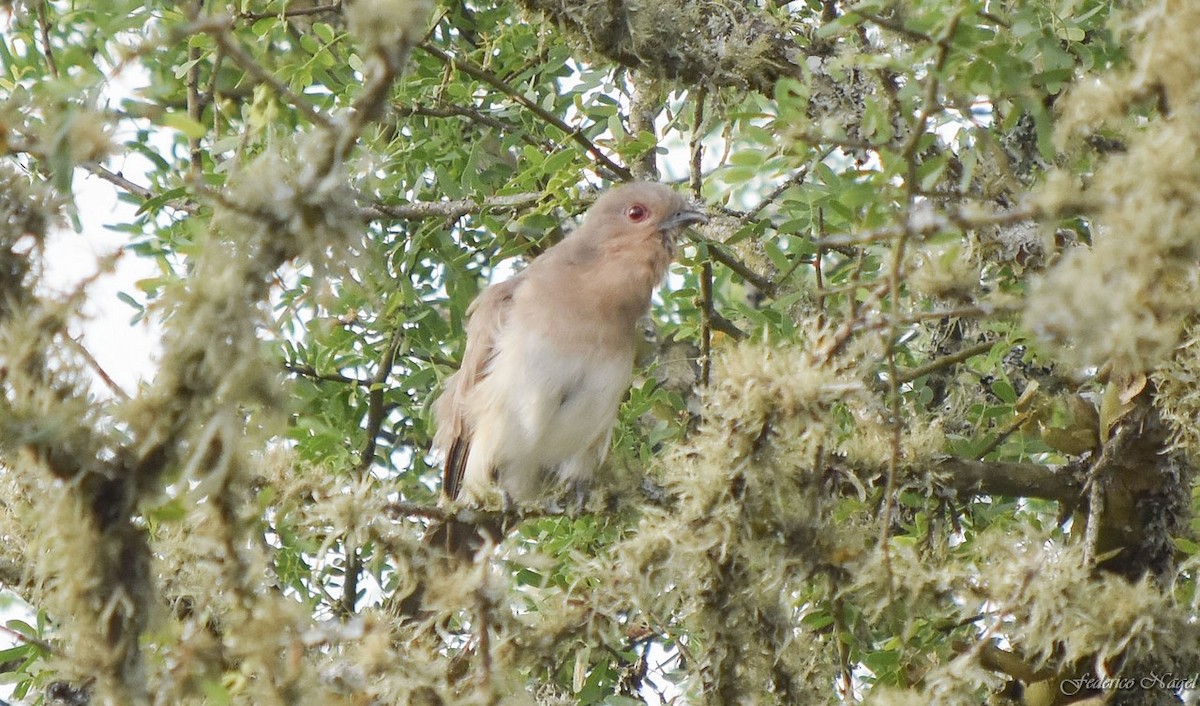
[434,182,707,505]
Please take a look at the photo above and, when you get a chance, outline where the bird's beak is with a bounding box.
[659,207,709,232]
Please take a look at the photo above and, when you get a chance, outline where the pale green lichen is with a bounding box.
[1028,0,1200,372]
[517,0,796,91]
[852,524,1200,704]
[597,339,872,701]
[908,243,983,302]
[1152,325,1200,460]
[346,0,433,56]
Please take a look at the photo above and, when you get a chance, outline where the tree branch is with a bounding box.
[284,361,368,386]
[35,0,60,78]
[189,16,332,129]
[362,191,544,222]
[357,327,405,474]
[394,102,553,150]
[238,1,342,21]
[420,42,633,181]
[513,0,803,93]
[687,231,777,296]
[817,203,1041,248]
[931,458,1082,505]
[64,334,130,400]
[896,339,995,384]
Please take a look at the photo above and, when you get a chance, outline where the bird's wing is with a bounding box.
[435,275,521,500]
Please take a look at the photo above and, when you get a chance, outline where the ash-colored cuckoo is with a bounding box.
[434,182,707,526]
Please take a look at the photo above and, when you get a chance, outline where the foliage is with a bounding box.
[2,0,1200,704]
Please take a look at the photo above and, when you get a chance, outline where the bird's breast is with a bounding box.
[485,326,634,458]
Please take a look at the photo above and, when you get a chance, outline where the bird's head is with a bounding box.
[581,181,708,258]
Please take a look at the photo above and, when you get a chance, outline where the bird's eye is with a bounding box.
[626,204,650,222]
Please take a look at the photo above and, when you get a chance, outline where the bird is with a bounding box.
[431,181,707,551]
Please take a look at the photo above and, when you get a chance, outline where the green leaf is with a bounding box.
[160,112,207,140]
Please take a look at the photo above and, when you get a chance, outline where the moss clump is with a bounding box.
[1027,1,1200,372]
[515,0,799,91]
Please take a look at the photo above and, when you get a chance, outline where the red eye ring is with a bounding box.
[626,203,650,222]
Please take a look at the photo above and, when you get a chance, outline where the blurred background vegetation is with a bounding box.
[2,0,1200,704]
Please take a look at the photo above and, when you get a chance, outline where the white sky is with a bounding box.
[41,170,163,395]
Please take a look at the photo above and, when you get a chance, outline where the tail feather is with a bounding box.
[442,436,470,502]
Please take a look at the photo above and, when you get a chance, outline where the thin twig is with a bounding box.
[65,335,130,400]
[35,0,60,78]
[817,203,1039,248]
[979,10,1011,28]
[420,42,633,181]
[855,11,934,43]
[283,362,369,386]
[687,233,776,295]
[194,16,331,128]
[238,1,342,21]
[971,408,1036,461]
[333,26,422,169]
[814,209,826,327]
[0,623,58,656]
[186,0,205,179]
[690,90,713,386]
[83,164,157,203]
[895,339,994,385]
[357,327,405,474]
[363,191,544,222]
[394,102,553,149]
[748,158,828,219]
[952,567,1039,673]
[815,281,890,363]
